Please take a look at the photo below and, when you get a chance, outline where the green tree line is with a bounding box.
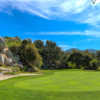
[4,37,100,72]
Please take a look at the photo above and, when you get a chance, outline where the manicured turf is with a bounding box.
[0,70,100,100]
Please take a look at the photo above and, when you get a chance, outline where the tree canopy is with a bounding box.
[3,37,100,72]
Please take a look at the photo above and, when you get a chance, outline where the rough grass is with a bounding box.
[0,69,100,100]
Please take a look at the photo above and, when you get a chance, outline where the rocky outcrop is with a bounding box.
[0,54,13,65]
[0,37,14,66]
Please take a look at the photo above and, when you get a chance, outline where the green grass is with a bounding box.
[0,69,100,100]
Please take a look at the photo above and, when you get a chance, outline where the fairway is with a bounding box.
[0,70,100,100]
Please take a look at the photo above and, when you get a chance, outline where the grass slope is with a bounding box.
[0,70,100,100]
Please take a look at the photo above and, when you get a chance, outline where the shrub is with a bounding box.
[11,67,20,73]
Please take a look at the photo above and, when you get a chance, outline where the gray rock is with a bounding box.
[0,37,14,66]
[0,54,5,65]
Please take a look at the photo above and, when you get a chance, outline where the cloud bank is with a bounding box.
[24,29,100,38]
[0,0,100,26]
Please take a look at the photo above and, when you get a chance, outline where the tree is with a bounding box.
[66,49,98,70]
[89,59,98,70]
[67,51,83,69]
[41,40,64,69]
[19,40,43,72]
[96,51,100,61]
[34,40,44,49]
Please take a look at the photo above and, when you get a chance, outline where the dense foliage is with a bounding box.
[19,40,43,72]
[5,37,43,72]
[3,37,100,71]
[34,40,100,70]
[34,40,65,69]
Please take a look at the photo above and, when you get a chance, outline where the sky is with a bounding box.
[0,0,100,50]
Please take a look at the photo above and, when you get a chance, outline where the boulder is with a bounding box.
[0,54,5,65]
[5,57,13,66]
[0,37,14,66]
[0,54,13,66]
[0,37,6,51]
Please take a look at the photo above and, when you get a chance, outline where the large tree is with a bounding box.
[67,50,98,70]
[19,40,43,72]
[34,40,65,69]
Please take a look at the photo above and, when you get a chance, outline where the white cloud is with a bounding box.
[0,0,100,26]
[85,30,100,37]
[37,32,83,35]
[24,30,100,37]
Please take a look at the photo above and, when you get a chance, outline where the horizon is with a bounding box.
[0,0,100,50]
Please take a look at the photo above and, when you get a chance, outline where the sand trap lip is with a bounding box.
[0,73,41,81]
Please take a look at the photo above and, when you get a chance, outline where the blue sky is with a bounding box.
[0,0,100,50]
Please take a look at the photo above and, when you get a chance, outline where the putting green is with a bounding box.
[0,70,100,100]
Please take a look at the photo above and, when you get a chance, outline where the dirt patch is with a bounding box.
[0,73,40,81]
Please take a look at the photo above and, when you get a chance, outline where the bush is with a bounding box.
[68,62,76,69]
[11,67,20,73]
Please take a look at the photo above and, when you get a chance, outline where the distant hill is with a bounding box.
[84,49,97,54]
[66,48,81,53]
[66,48,97,54]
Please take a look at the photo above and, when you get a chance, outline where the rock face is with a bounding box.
[0,37,13,66]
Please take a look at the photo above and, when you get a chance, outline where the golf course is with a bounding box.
[0,70,100,100]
